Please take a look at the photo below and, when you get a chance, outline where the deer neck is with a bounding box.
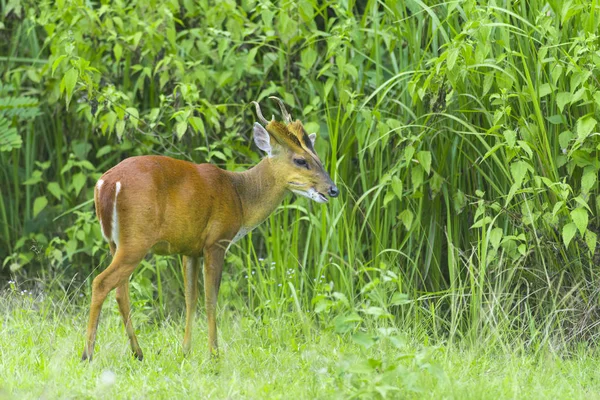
[231,158,287,229]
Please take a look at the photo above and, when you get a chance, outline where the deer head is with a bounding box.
[252,97,339,203]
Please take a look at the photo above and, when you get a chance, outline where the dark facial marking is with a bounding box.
[300,129,316,155]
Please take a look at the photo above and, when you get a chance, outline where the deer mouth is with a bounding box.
[290,187,329,204]
[315,192,329,203]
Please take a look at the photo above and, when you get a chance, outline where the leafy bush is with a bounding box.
[1,0,600,351]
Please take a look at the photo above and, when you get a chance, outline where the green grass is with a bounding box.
[1,290,599,400]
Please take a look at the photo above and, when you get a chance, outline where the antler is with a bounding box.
[269,96,292,124]
[251,101,269,125]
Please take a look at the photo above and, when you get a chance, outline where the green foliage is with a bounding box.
[2,0,600,369]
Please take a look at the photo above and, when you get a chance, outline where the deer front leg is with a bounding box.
[203,245,225,357]
[182,256,200,356]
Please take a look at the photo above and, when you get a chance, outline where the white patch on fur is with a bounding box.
[97,179,109,241]
[291,188,328,204]
[99,225,109,242]
[233,227,251,243]
[100,226,110,242]
[112,181,121,247]
[226,226,255,253]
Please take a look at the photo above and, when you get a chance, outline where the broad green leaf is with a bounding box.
[352,332,376,349]
[490,227,503,249]
[558,130,573,150]
[482,72,494,95]
[547,115,565,125]
[189,116,205,136]
[399,209,413,231]
[517,140,533,158]
[562,222,577,248]
[454,190,467,214]
[383,191,395,207]
[556,92,571,113]
[538,83,552,98]
[430,172,444,196]
[411,165,424,189]
[447,47,459,70]
[62,67,78,110]
[209,150,227,161]
[570,70,591,90]
[332,292,350,307]
[416,151,432,175]
[510,160,529,185]
[404,145,415,164]
[131,32,143,48]
[576,116,597,141]
[581,166,597,193]
[585,229,597,255]
[72,172,86,196]
[114,43,123,63]
[390,292,410,305]
[503,130,516,147]
[571,87,586,104]
[176,121,188,139]
[552,201,564,216]
[33,196,48,218]
[47,182,62,200]
[116,120,125,139]
[471,216,492,229]
[51,54,67,76]
[333,313,362,333]
[23,170,42,185]
[571,208,588,236]
[391,176,403,200]
[313,299,330,314]
[125,107,139,129]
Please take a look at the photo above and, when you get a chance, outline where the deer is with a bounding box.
[81,97,339,361]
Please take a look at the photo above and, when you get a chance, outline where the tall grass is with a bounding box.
[1,0,600,357]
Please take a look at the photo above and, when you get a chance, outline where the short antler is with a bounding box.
[251,101,269,125]
[269,96,292,124]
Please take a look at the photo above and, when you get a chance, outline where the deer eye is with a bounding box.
[294,158,308,168]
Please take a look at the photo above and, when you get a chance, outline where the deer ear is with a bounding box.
[253,123,272,156]
[308,133,316,147]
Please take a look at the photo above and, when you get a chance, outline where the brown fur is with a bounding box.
[265,120,316,154]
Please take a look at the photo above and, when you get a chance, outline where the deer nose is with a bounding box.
[328,185,339,198]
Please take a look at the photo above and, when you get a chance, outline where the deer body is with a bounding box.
[82,98,338,361]
[95,156,285,258]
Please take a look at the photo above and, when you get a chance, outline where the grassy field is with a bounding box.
[1,289,599,399]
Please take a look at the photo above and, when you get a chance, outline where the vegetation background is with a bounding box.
[1,0,600,398]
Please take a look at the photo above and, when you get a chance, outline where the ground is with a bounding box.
[1,292,599,399]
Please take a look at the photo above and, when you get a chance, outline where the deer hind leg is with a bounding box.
[116,281,143,360]
[82,249,146,361]
[182,256,200,356]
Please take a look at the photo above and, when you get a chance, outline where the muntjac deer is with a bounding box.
[81,97,339,361]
